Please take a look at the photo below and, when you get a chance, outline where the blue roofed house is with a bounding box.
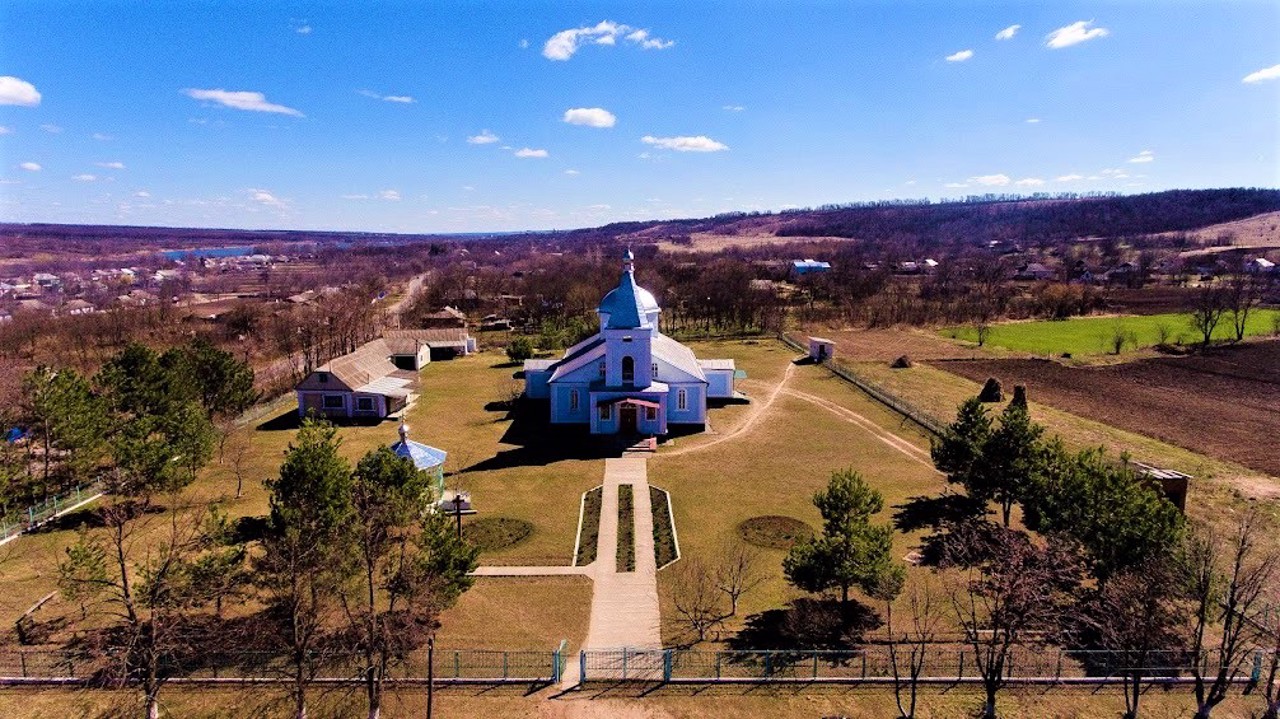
[522,250,738,437]
[389,422,446,501]
[790,259,832,276]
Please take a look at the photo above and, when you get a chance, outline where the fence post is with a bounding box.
[453,651,460,679]
[1252,651,1263,684]
[19,651,27,678]
[764,651,772,678]
[715,652,722,680]
[552,649,561,684]
[502,652,508,679]
[579,651,586,684]
[1055,649,1063,681]
[861,651,867,679]
[663,650,672,683]
[957,651,965,680]
[813,651,819,680]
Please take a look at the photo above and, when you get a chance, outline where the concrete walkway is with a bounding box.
[582,457,661,651]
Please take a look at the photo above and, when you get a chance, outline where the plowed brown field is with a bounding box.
[939,340,1280,477]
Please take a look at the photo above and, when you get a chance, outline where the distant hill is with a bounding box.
[563,188,1280,250]
[3,188,1277,257]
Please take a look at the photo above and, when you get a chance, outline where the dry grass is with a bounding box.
[652,341,945,647]
[0,682,1263,718]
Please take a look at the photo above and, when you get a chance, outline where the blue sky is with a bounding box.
[1,1,1277,233]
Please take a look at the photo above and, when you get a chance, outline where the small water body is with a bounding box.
[160,245,256,261]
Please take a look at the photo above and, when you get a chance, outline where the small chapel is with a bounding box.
[522,249,739,436]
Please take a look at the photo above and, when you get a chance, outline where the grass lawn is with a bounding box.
[654,341,945,647]
[942,309,1280,357]
[435,576,591,650]
[2,679,1261,719]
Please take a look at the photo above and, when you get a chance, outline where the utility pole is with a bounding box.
[453,493,463,540]
[426,635,434,719]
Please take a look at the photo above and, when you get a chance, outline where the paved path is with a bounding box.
[582,458,660,651]
[469,457,663,687]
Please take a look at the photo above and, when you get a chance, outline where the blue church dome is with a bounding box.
[598,249,659,329]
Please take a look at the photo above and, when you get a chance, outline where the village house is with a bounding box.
[790,258,832,277]
[420,305,468,329]
[294,328,475,418]
[523,250,739,437]
[295,338,418,419]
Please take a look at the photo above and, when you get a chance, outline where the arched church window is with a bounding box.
[621,356,635,384]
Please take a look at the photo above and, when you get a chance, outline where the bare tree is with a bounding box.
[1258,601,1280,719]
[671,558,726,644]
[949,528,1083,719]
[1225,272,1267,342]
[714,541,764,617]
[1185,511,1279,719]
[886,581,942,719]
[1189,285,1228,348]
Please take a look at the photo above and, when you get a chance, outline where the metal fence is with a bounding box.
[0,645,567,685]
[0,482,103,544]
[778,331,947,436]
[580,647,1272,685]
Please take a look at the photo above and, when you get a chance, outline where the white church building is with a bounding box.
[523,250,738,436]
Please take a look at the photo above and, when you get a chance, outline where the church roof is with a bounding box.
[598,249,659,329]
[390,423,446,470]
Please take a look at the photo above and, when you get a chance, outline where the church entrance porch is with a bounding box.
[590,395,666,436]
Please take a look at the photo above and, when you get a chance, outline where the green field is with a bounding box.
[942,309,1280,356]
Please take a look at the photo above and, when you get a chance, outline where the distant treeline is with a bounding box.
[773,188,1280,245]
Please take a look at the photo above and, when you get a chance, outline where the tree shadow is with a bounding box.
[892,494,984,534]
[727,597,882,652]
[36,501,165,533]
[255,409,388,432]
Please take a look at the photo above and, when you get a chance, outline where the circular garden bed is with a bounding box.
[737,515,814,550]
[463,517,534,552]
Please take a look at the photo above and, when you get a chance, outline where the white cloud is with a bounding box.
[514,148,549,158]
[1127,150,1155,164]
[946,49,974,62]
[1056,174,1085,182]
[723,105,745,112]
[295,22,312,35]
[1025,118,1041,123]
[1242,64,1280,84]
[640,135,729,152]
[96,161,125,169]
[40,124,63,134]
[0,126,11,135]
[92,132,113,141]
[564,169,580,175]
[970,173,1011,186]
[249,188,287,209]
[1046,21,1109,49]
[563,107,617,128]
[542,21,674,60]
[19,162,41,171]
[341,194,370,200]
[134,191,151,198]
[380,189,401,201]
[995,24,1021,40]
[519,39,530,49]
[72,174,97,182]
[358,89,414,103]
[467,129,500,145]
[183,88,304,117]
[944,182,969,189]
[0,76,41,106]
[1015,177,1045,186]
